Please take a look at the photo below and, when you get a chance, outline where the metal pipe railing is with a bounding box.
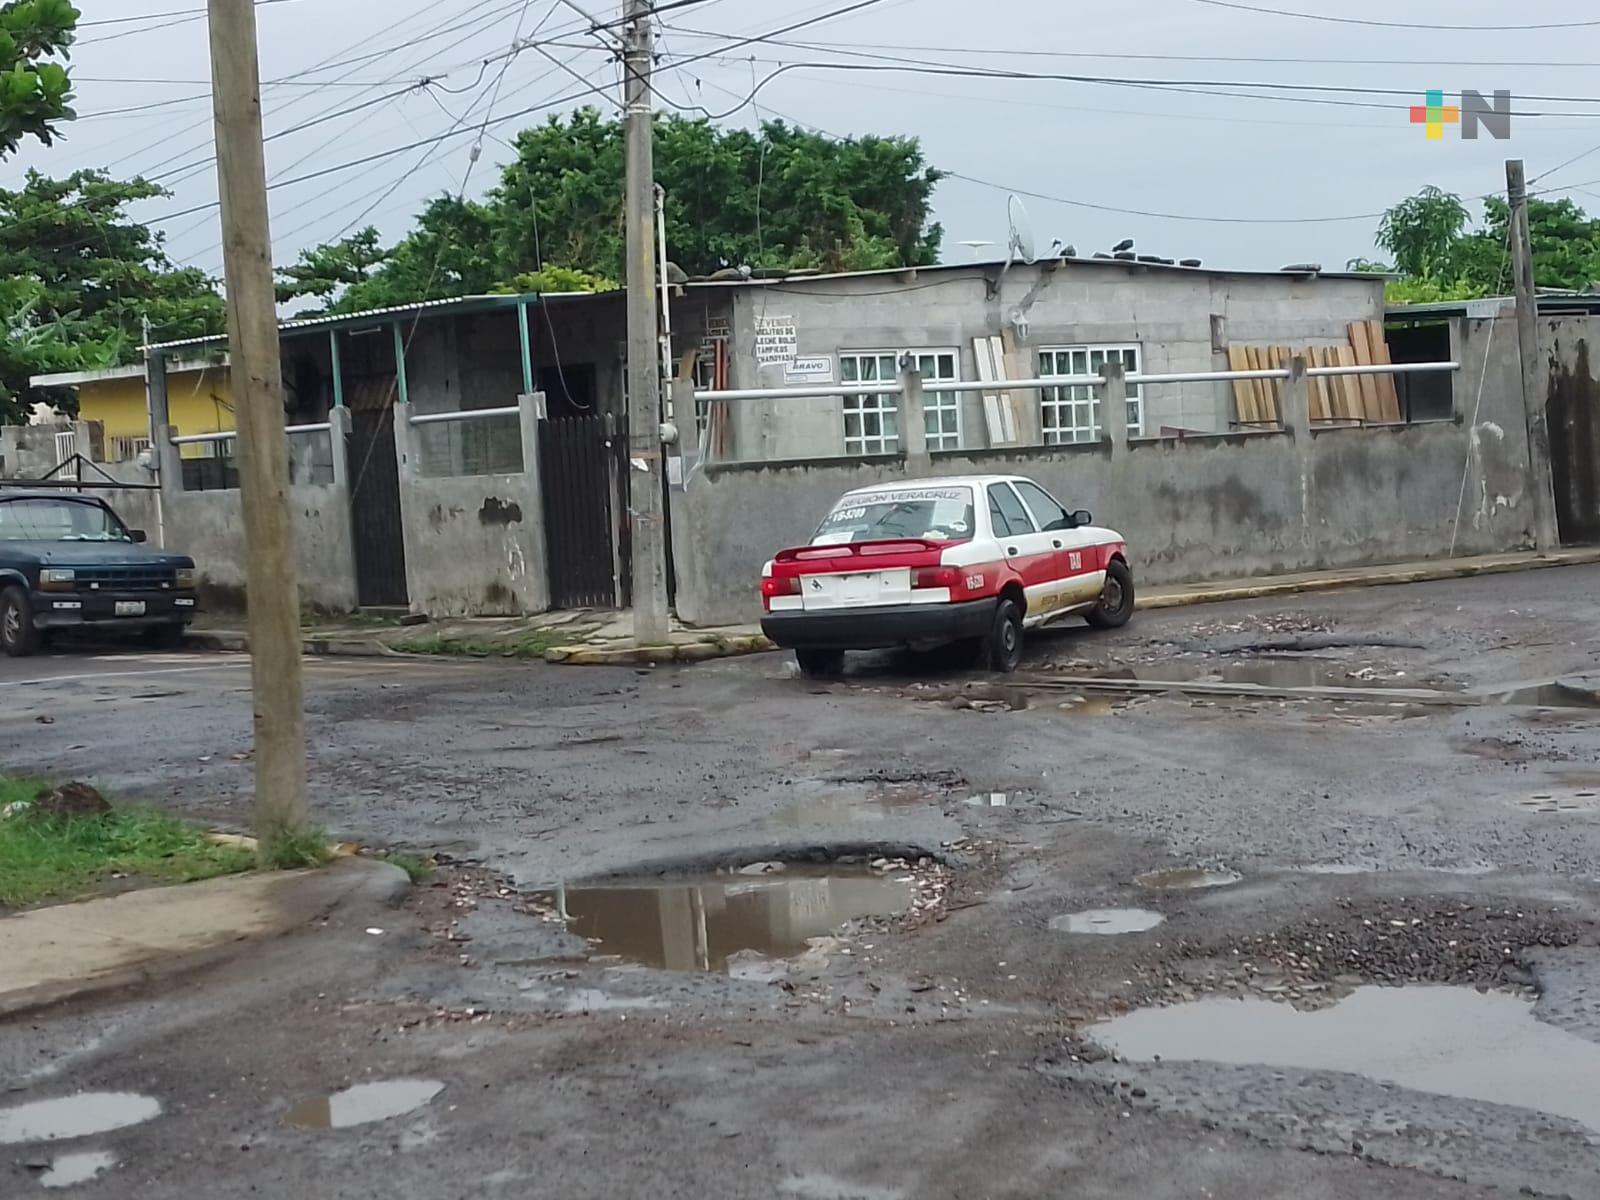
[408,406,521,427]
[172,423,331,446]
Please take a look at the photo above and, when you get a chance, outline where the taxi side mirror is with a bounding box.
[1071,510,1093,528]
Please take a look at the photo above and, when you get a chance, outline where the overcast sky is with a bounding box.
[8,0,1600,288]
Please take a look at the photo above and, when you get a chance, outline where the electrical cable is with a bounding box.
[1185,0,1600,31]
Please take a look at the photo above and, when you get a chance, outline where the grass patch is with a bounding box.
[257,823,332,871]
[392,628,582,659]
[384,853,435,883]
[0,777,255,909]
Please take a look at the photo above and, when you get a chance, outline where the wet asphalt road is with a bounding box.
[4,566,1600,1198]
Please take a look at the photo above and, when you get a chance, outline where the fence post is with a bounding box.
[1285,355,1315,552]
[1100,361,1129,447]
[899,358,930,472]
[327,405,352,493]
[517,391,551,611]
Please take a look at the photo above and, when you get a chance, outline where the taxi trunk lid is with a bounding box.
[768,539,948,611]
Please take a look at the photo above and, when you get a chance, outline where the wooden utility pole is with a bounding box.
[622,0,670,646]
[1506,159,1561,551]
[207,0,309,856]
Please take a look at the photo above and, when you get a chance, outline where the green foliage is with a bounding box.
[0,169,226,423]
[257,823,331,871]
[1361,186,1600,306]
[0,0,78,158]
[277,109,943,313]
[274,227,387,306]
[0,777,255,908]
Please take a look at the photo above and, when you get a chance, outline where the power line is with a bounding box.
[1184,0,1600,30]
[77,0,305,41]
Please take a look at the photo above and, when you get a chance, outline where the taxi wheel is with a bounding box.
[795,649,844,679]
[1088,560,1135,629]
[986,598,1024,673]
[0,585,40,658]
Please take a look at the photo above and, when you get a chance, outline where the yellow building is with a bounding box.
[29,359,236,460]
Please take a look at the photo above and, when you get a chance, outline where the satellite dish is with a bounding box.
[1007,195,1037,266]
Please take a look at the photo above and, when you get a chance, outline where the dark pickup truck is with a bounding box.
[0,491,199,657]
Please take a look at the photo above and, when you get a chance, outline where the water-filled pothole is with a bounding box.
[0,1094,160,1144]
[537,868,914,973]
[1514,789,1600,814]
[1134,867,1242,891]
[1091,985,1600,1133]
[284,1080,444,1131]
[1082,660,1436,691]
[1049,908,1165,935]
[778,790,932,826]
[39,1151,116,1188]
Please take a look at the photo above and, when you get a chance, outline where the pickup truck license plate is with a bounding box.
[115,601,146,617]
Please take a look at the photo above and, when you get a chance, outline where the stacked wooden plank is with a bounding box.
[1226,320,1401,427]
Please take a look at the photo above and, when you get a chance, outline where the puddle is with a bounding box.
[39,1151,116,1188]
[778,790,930,826]
[538,869,913,973]
[0,1094,160,1144]
[1049,908,1165,935]
[1092,985,1600,1133]
[1479,679,1600,709]
[1134,867,1242,891]
[1083,659,1430,691]
[284,1080,444,1131]
[515,985,671,1012]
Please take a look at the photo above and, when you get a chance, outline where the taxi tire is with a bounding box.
[0,585,40,658]
[796,648,845,679]
[1087,560,1135,629]
[985,598,1024,673]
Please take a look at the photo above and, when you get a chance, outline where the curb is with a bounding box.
[185,631,395,657]
[1136,550,1600,612]
[544,634,776,666]
[0,858,410,1019]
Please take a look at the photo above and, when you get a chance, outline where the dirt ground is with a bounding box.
[3,565,1600,1198]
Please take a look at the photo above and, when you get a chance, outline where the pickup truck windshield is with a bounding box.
[0,498,131,543]
[811,487,975,545]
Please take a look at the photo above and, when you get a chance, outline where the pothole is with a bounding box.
[1514,789,1600,814]
[1050,908,1165,935]
[285,1080,445,1131]
[1134,868,1242,891]
[0,1094,160,1144]
[39,1151,116,1188]
[1091,985,1600,1133]
[533,865,925,974]
[777,789,933,826]
[1478,679,1600,709]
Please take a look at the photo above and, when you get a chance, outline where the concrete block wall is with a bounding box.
[673,318,1537,628]
[704,262,1385,462]
[153,412,359,614]
[393,394,550,617]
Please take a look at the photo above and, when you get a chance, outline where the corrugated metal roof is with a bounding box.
[143,292,539,353]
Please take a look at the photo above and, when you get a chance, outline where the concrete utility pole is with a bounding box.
[207,0,309,856]
[1506,159,1561,551]
[622,0,671,646]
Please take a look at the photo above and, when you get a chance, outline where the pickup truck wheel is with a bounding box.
[985,598,1024,673]
[795,649,845,679]
[1087,560,1135,629]
[0,585,40,658]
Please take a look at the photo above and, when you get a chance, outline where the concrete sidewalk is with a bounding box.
[188,547,1600,665]
[0,857,408,1018]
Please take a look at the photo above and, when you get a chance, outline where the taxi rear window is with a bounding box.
[811,487,975,545]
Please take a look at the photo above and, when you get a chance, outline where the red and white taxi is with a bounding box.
[760,475,1133,676]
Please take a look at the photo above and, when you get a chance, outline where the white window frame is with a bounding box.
[1037,344,1144,444]
[838,348,963,456]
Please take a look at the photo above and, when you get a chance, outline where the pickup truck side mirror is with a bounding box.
[129,529,148,543]
[1071,510,1093,528]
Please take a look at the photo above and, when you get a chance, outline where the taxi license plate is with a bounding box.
[802,569,911,610]
[115,601,146,617]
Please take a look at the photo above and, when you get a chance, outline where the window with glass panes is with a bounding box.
[1037,345,1144,443]
[839,349,963,455]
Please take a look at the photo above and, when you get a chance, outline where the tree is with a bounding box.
[0,170,226,423]
[275,227,387,306]
[1353,186,1600,304]
[0,0,78,158]
[278,109,944,313]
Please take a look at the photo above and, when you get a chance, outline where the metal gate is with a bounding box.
[348,408,409,607]
[1550,353,1600,545]
[540,413,628,609]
